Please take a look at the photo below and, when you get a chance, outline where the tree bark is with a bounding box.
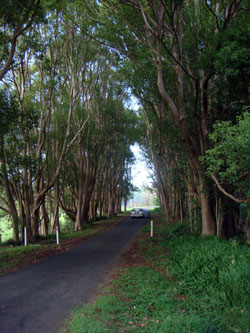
[1,143,20,242]
[199,174,216,235]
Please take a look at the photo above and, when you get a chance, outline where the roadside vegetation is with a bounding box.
[65,210,250,333]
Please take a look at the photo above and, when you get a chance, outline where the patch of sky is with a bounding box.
[131,143,153,189]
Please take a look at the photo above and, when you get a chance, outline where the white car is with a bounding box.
[130,208,145,218]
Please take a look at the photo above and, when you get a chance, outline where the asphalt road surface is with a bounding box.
[0,215,147,333]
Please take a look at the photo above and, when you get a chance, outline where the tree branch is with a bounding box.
[211,174,248,204]
[0,0,41,81]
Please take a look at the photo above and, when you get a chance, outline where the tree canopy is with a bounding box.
[0,0,249,241]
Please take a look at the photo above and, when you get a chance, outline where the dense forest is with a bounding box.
[0,0,249,243]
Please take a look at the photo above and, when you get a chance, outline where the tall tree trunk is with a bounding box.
[1,144,20,242]
[124,199,127,212]
[51,181,61,233]
[199,174,216,235]
[31,198,40,239]
[40,199,50,236]
[75,192,84,231]
[11,210,19,243]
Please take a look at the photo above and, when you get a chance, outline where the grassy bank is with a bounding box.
[65,213,250,332]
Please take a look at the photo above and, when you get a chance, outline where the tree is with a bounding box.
[0,90,20,241]
[203,111,250,206]
[96,0,250,235]
[0,2,96,240]
[0,0,138,241]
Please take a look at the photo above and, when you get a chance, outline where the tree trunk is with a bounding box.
[11,212,19,243]
[75,192,84,231]
[1,144,20,242]
[199,175,216,235]
[31,199,40,239]
[108,189,116,218]
[40,199,50,236]
[51,182,60,233]
[124,199,127,212]
[23,192,32,241]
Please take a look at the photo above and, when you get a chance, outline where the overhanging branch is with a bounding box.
[211,174,248,204]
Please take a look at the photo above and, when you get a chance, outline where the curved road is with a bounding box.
[0,215,147,333]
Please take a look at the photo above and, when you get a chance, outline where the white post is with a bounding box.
[150,220,153,238]
[56,226,59,245]
[24,227,27,246]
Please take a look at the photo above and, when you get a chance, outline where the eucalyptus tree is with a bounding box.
[116,53,192,224]
[0,2,99,240]
[106,136,135,218]
[120,164,135,212]
[0,0,139,241]
[60,72,137,228]
[96,0,250,235]
[90,72,138,220]
[0,90,21,241]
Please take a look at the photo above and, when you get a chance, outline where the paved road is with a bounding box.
[0,216,146,333]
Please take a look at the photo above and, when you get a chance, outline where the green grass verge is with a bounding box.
[0,245,43,274]
[64,218,250,333]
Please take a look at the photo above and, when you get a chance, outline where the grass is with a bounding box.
[163,233,250,332]
[64,212,250,333]
[0,245,43,273]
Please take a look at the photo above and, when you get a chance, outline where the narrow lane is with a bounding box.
[0,217,145,333]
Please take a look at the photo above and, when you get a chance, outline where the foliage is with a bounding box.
[202,111,250,203]
[164,234,250,331]
[213,16,250,114]
[95,0,250,235]
[65,217,250,332]
[0,215,12,242]
[0,0,40,27]
[0,90,19,139]
[1,0,249,240]
[0,0,139,240]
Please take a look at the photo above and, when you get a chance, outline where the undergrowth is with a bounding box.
[65,217,250,333]
[0,245,43,274]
